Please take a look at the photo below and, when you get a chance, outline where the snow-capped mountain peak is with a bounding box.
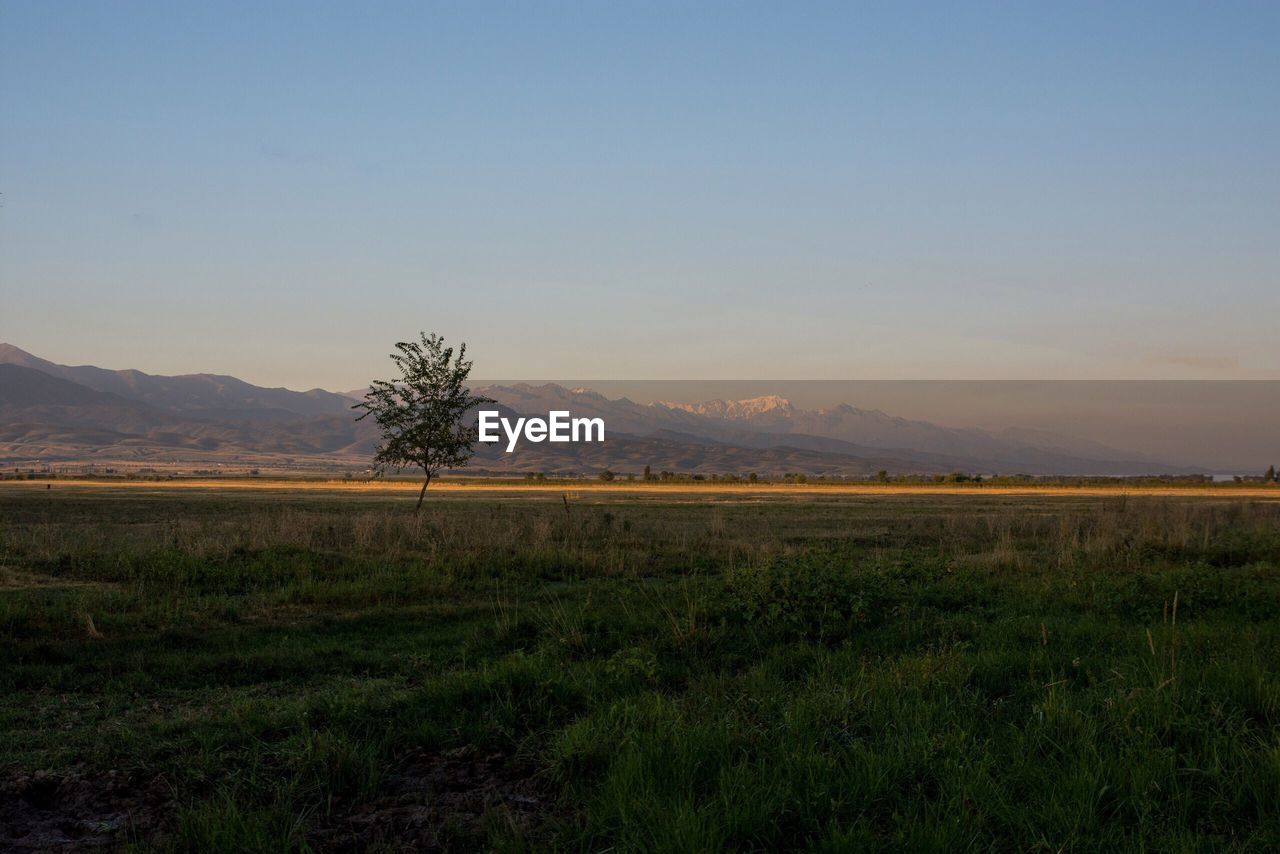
[657,395,795,419]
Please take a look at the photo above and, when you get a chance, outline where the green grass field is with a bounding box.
[2,484,1279,851]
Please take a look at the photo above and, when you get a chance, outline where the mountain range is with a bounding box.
[0,344,1200,476]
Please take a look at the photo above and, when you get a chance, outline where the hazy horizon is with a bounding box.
[3,340,1275,471]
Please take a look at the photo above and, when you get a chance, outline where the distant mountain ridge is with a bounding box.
[661,395,795,419]
[650,395,1147,466]
[0,345,1201,475]
[0,344,353,419]
[471,383,1197,475]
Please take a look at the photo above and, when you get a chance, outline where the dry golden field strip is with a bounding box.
[4,477,1279,500]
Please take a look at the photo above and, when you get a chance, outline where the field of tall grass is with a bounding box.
[2,485,1278,850]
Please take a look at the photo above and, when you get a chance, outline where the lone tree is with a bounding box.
[354,332,492,511]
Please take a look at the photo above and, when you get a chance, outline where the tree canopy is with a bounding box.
[354,332,492,510]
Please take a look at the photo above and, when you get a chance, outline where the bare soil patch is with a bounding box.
[310,746,555,852]
[0,766,174,851]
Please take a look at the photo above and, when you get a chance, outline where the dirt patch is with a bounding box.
[310,745,556,852]
[0,765,174,851]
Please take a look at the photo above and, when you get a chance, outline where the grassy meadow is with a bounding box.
[2,482,1279,851]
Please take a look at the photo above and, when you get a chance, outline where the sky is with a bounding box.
[2,1,1278,390]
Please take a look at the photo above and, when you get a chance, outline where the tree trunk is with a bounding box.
[415,472,431,512]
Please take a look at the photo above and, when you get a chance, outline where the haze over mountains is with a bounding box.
[0,344,1203,476]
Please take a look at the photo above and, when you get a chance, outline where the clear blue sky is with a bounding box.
[3,1,1277,390]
